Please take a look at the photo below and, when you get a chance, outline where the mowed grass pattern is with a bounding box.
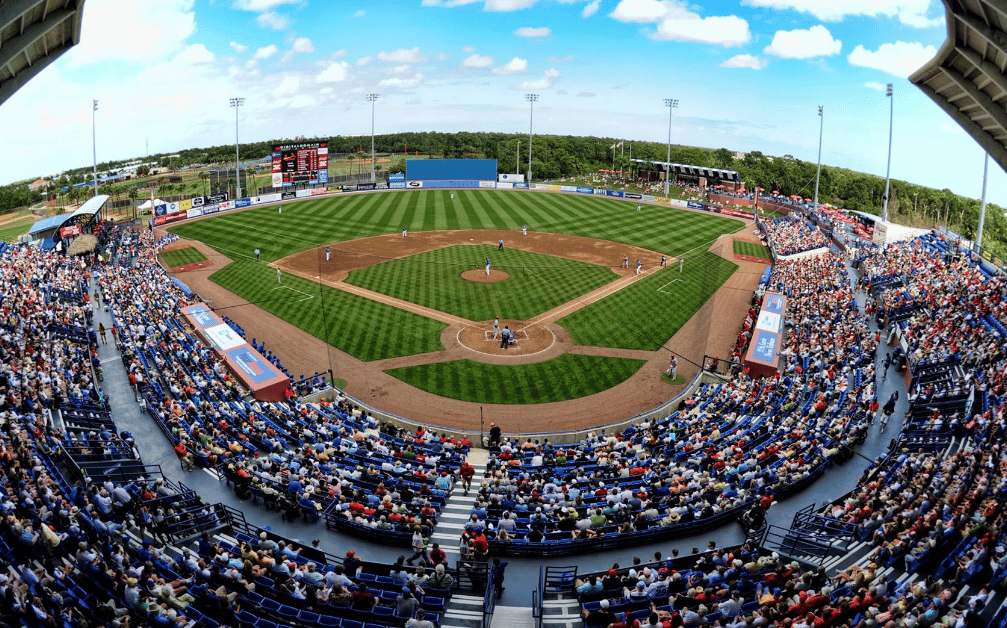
[733,240,772,260]
[210,260,447,361]
[558,252,738,350]
[385,354,646,404]
[162,247,207,267]
[169,190,743,263]
[345,245,616,321]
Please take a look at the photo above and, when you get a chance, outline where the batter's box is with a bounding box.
[657,279,682,294]
[483,329,529,341]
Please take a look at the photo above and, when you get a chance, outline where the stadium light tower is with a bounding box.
[367,93,379,182]
[230,97,245,199]
[526,93,538,183]
[882,83,893,222]
[92,99,98,198]
[813,106,823,209]
[663,98,678,197]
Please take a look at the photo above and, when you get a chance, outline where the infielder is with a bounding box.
[325,247,331,261]
[402,227,408,237]
[636,259,642,275]
[277,268,282,283]
[623,255,629,269]
[522,224,527,236]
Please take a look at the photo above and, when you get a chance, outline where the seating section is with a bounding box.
[761,215,829,256]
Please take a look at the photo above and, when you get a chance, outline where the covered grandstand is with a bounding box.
[27,192,108,250]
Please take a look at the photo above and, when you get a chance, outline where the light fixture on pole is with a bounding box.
[230,97,245,199]
[367,93,379,182]
[526,93,538,183]
[813,105,823,208]
[92,99,98,198]
[663,98,678,197]
[882,83,893,222]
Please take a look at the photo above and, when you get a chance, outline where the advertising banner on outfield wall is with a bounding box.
[593,189,606,196]
[202,204,220,215]
[513,183,529,189]
[576,186,593,194]
[153,212,187,227]
[186,208,203,219]
[536,184,561,191]
[560,186,578,192]
[178,199,193,212]
[668,199,687,208]
[497,182,513,189]
[272,173,283,188]
[218,201,234,210]
[205,193,228,205]
[388,173,405,182]
[479,181,496,188]
[356,183,376,191]
[420,180,480,189]
[606,190,624,198]
[407,181,423,188]
[257,193,282,204]
[498,173,525,183]
[281,191,297,200]
[295,189,312,198]
[720,208,753,219]
[191,196,204,207]
[166,202,180,214]
[654,197,671,205]
[641,195,655,202]
[376,182,389,189]
[235,198,252,208]
[390,182,406,189]
[624,193,642,200]
[686,201,705,210]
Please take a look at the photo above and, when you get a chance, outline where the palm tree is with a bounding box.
[127,186,139,222]
[199,172,209,196]
[227,179,235,199]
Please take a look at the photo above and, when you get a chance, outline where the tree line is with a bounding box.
[3,131,1004,258]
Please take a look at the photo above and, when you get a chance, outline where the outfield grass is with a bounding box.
[162,247,208,267]
[210,260,447,361]
[0,218,35,242]
[557,252,738,350]
[385,354,646,404]
[345,245,616,321]
[169,190,743,264]
[732,240,771,260]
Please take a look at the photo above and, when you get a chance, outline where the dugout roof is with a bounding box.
[0,0,86,106]
[911,0,1007,176]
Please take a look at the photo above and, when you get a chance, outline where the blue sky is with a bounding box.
[3,0,1003,205]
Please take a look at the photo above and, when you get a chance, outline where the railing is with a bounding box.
[934,224,1007,276]
[701,354,742,379]
[761,524,836,567]
[531,588,541,628]
[483,562,499,628]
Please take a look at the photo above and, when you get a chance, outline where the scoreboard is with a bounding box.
[271,141,328,187]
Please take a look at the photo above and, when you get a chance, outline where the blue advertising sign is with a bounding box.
[202,204,220,215]
[763,292,785,314]
[390,182,406,189]
[187,305,217,330]
[687,201,705,210]
[225,346,281,384]
[389,173,405,182]
[606,190,624,198]
[513,182,529,188]
[319,171,328,183]
[576,186,594,194]
[750,330,778,363]
[154,205,167,216]
[235,198,251,208]
[420,180,480,189]
[356,182,376,191]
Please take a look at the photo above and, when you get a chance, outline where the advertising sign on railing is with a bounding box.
[479,181,496,188]
[575,186,593,194]
[687,201,705,210]
[606,190,624,198]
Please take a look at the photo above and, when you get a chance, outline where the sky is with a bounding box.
[2,0,1003,205]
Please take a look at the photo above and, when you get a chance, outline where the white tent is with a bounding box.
[138,198,166,210]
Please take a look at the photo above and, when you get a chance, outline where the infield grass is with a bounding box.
[210,260,447,361]
[732,240,771,260]
[558,252,738,350]
[385,353,646,404]
[162,247,207,267]
[345,245,616,321]
[169,190,743,263]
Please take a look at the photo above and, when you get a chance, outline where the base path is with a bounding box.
[158,226,763,434]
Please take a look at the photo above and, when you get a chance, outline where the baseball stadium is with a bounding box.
[3,1,1007,628]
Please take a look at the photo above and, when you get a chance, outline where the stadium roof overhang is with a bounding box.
[28,193,106,236]
[0,0,86,106]
[630,159,741,182]
[910,0,1007,175]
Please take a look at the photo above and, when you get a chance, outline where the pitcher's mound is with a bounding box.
[461,269,510,282]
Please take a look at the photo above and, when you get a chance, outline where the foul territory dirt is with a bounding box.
[158,226,761,434]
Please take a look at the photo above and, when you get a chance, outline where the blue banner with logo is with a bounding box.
[687,201,705,210]
[356,183,376,191]
[235,198,251,208]
[225,346,282,384]
[389,173,405,182]
[420,180,480,189]
[513,182,529,189]
[390,182,406,189]
[576,186,593,194]
[750,330,778,363]
[606,190,624,198]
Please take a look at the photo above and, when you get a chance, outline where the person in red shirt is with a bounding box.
[459,462,475,495]
[351,583,376,610]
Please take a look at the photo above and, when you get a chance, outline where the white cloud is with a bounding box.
[253,45,279,59]
[462,45,476,53]
[386,64,413,75]
[377,47,426,63]
[229,41,248,53]
[277,76,300,96]
[333,49,347,58]
[255,11,291,29]
[720,53,766,69]
[378,73,426,89]
[514,68,560,89]
[438,53,451,61]
[354,9,366,17]
[848,41,937,77]
[463,54,495,68]
[356,56,373,66]
[232,0,298,10]
[583,0,601,17]
[421,0,545,9]
[66,0,196,67]
[316,61,350,83]
[764,25,841,58]
[515,26,551,37]
[865,81,887,91]
[493,57,529,74]
[175,44,216,65]
[547,54,574,62]
[292,37,314,53]
[740,0,942,28]
[610,0,751,47]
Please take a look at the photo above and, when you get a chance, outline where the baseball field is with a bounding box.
[167,189,746,407]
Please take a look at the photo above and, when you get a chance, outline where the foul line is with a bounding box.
[657,279,682,294]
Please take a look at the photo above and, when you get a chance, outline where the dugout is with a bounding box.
[744,291,786,378]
